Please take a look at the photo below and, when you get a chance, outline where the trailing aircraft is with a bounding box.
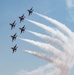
[19,25,26,34]
[11,44,18,53]
[11,33,17,42]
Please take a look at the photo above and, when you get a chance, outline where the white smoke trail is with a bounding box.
[26,19,73,55]
[27,30,63,47]
[22,50,53,62]
[19,38,66,60]
[26,19,56,35]
[27,30,73,61]
[26,19,69,43]
[33,12,73,38]
[19,12,74,75]
[22,50,69,75]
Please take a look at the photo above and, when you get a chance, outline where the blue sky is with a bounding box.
[0,0,74,75]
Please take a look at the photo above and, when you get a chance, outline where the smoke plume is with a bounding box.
[19,12,74,75]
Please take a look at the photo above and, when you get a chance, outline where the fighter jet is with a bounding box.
[11,44,18,53]
[10,21,16,30]
[19,25,26,34]
[11,33,17,42]
[27,7,34,16]
[19,14,25,23]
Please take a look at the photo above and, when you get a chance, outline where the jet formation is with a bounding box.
[10,7,34,53]
[11,44,18,53]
